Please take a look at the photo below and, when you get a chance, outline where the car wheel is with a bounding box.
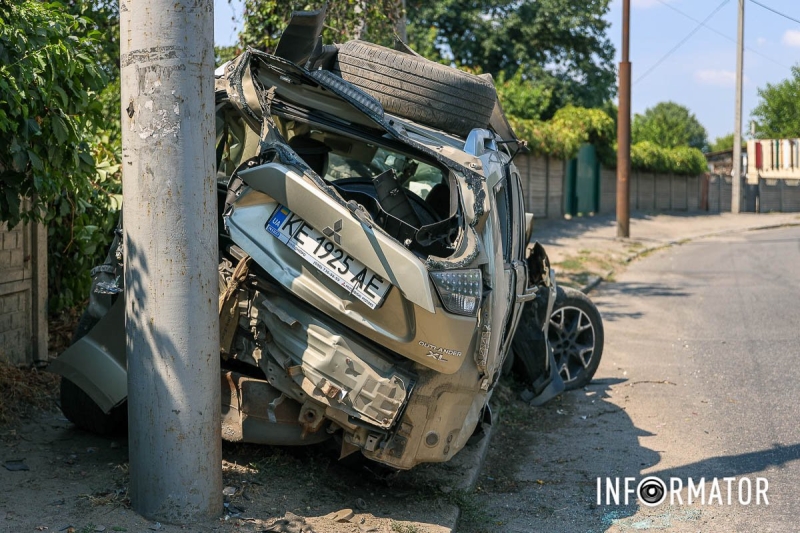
[334,41,497,138]
[59,310,127,435]
[548,287,604,390]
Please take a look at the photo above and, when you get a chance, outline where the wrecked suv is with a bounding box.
[50,12,570,470]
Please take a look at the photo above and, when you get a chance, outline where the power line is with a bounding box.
[749,0,800,25]
[635,0,730,85]
[655,0,791,70]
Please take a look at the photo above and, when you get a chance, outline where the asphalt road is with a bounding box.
[466,225,800,532]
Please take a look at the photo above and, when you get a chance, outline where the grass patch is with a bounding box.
[391,522,424,533]
[447,490,492,530]
[554,257,585,271]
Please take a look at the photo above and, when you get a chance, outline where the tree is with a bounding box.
[632,102,708,151]
[406,0,616,119]
[235,0,403,52]
[751,65,800,139]
[709,133,734,152]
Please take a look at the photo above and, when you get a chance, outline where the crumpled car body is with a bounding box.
[50,16,562,470]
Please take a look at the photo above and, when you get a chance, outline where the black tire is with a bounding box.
[548,287,604,390]
[334,40,497,138]
[60,310,127,435]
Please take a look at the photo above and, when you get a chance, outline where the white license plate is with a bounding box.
[266,205,391,309]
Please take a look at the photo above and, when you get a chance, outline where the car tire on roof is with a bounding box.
[334,40,497,138]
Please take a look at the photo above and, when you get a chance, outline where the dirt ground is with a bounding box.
[0,396,487,533]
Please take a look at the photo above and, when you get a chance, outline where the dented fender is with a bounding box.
[48,298,127,414]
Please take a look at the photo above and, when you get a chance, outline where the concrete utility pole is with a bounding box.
[617,0,632,238]
[120,0,221,522]
[732,0,745,213]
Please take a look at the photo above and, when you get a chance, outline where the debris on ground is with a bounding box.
[2,458,29,471]
[324,508,354,523]
[0,361,60,424]
[263,512,316,533]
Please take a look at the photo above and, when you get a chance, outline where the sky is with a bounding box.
[213,0,800,142]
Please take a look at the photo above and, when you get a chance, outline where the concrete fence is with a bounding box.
[515,155,566,219]
[515,153,703,218]
[0,219,47,366]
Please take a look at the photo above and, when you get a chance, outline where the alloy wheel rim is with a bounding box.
[549,305,595,385]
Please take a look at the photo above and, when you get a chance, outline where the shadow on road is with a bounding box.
[594,281,689,323]
[650,443,800,481]
[462,377,662,532]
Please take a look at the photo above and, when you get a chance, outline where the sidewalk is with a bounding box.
[531,211,800,291]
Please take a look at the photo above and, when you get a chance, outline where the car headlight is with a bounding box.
[430,269,482,317]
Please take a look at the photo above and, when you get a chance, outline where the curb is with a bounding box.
[577,221,800,295]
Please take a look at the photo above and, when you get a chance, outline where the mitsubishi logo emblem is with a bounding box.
[323,219,343,245]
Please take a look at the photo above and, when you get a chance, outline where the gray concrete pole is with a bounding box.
[732,0,745,213]
[120,0,222,522]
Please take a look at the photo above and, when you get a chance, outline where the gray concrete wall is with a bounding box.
[758,179,800,212]
[708,174,733,212]
[0,220,47,366]
[518,153,704,218]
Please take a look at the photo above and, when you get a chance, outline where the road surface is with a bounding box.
[466,225,800,532]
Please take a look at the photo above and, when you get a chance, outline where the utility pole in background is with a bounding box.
[732,0,745,213]
[396,0,408,43]
[617,0,632,238]
[120,0,221,522]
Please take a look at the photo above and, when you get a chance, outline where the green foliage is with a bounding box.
[48,79,121,312]
[510,106,615,160]
[406,0,616,118]
[0,1,121,310]
[50,3,122,312]
[0,1,107,226]
[215,45,239,66]
[64,0,119,82]
[631,101,708,151]
[494,70,552,121]
[751,65,800,139]
[709,133,734,152]
[235,0,403,52]
[630,141,707,175]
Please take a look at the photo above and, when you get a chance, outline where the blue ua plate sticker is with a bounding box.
[266,204,391,309]
[266,205,291,242]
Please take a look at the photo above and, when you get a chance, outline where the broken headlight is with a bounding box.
[430,269,482,317]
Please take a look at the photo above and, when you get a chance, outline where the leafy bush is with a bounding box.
[0,1,121,311]
[630,141,706,175]
[0,1,107,224]
[509,105,615,160]
[500,97,705,175]
[494,71,553,121]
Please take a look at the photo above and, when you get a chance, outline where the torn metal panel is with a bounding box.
[251,290,414,429]
[220,371,329,445]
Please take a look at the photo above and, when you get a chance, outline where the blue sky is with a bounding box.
[214,0,800,141]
